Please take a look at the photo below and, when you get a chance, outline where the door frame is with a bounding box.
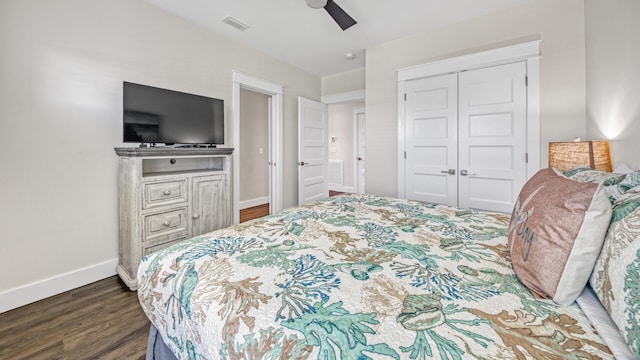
[232,71,283,224]
[396,40,541,199]
[321,89,366,194]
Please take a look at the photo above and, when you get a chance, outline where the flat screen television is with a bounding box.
[123,82,224,145]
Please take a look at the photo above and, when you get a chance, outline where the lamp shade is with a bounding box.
[548,140,612,172]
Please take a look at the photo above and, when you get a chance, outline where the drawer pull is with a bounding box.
[162,220,171,227]
[163,190,172,196]
[192,214,200,220]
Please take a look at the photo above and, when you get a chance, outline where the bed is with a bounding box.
[137,169,640,359]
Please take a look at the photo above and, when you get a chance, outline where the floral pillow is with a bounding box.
[563,166,640,204]
[589,190,640,358]
[563,166,620,180]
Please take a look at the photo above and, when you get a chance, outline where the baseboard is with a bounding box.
[329,185,356,194]
[0,258,118,313]
[239,196,269,210]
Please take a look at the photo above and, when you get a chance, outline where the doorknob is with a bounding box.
[298,161,308,166]
[460,170,476,176]
[357,157,364,161]
[440,169,456,175]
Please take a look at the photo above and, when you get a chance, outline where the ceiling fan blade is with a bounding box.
[323,0,357,31]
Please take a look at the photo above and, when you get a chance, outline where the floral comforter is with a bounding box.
[137,194,612,359]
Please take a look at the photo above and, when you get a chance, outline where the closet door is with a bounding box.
[404,73,458,206]
[458,62,527,213]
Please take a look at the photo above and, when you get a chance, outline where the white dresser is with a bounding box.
[114,147,233,290]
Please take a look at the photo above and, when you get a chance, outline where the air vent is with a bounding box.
[221,16,250,32]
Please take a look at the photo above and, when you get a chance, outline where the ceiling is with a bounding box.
[143,0,531,77]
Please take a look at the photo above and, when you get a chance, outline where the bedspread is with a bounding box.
[137,194,612,359]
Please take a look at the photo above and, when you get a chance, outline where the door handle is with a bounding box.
[357,157,364,161]
[441,169,456,175]
[298,161,308,166]
[460,170,476,176]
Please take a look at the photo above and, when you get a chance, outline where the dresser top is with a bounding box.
[114,147,234,157]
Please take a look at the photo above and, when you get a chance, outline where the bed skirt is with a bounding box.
[576,286,636,360]
[146,324,178,360]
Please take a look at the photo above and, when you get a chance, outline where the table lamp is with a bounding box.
[548,140,612,172]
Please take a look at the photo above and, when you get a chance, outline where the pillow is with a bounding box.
[612,240,640,358]
[591,236,640,358]
[562,166,621,181]
[508,168,612,305]
[590,191,640,358]
[562,165,593,178]
[613,163,634,175]
[563,166,640,204]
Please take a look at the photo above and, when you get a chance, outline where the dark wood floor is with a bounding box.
[0,276,149,360]
[329,190,346,197]
[239,203,270,223]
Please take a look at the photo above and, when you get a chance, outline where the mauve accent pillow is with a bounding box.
[508,168,612,305]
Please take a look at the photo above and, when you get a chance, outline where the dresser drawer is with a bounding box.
[142,179,187,209]
[143,208,189,245]
[143,238,187,256]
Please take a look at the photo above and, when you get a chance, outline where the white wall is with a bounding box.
[0,0,319,308]
[585,0,640,169]
[328,101,364,191]
[365,0,587,196]
[322,67,366,96]
[239,89,269,207]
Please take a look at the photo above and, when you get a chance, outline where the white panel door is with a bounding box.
[458,62,527,213]
[298,97,328,205]
[404,73,458,206]
[356,112,366,194]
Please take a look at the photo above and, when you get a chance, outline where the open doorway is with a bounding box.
[239,88,270,222]
[327,101,365,195]
[232,71,283,224]
[296,90,365,204]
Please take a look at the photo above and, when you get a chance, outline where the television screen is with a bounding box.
[123,82,224,145]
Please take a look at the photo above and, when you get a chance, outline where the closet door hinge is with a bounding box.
[525,76,528,86]
[404,93,407,101]
[525,153,529,163]
[404,151,407,159]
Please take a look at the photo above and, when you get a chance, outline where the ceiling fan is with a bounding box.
[306,0,357,31]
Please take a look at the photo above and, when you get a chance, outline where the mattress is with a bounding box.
[137,194,613,359]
